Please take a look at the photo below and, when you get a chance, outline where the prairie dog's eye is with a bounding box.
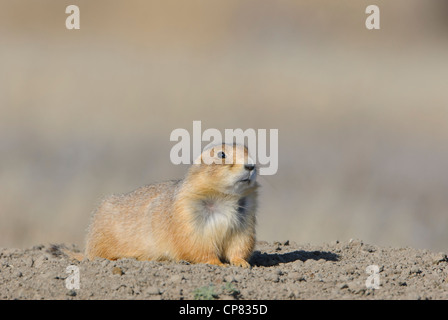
[217,151,226,159]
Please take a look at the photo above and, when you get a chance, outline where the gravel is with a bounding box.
[0,239,447,300]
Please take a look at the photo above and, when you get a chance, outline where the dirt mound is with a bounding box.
[0,240,447,300]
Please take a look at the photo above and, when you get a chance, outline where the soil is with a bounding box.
[1,239,447,300]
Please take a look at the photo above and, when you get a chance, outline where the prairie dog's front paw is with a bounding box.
[204,257,226,267]
[229,258,251,268]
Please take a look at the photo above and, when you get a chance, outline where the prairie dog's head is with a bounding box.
[187,144,257,195]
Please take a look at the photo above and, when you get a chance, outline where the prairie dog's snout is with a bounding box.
[244,163,255,171]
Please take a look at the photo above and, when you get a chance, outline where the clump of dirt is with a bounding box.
[1,240,447,300]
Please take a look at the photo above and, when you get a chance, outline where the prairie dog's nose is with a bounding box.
[244,163,255,171]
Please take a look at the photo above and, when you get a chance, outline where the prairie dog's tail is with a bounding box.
[48,244,85,261]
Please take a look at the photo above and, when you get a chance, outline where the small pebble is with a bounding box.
[67,290,77,297]
[145,286,160,295]
[112,267,124,276]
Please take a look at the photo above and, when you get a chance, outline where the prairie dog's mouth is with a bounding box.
[236,165,256,184]
[237,173,251,183]
[238,173,255,184]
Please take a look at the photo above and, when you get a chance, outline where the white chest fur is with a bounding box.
[194,196,253,237]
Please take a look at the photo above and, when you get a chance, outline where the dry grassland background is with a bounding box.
[1,1,448,251]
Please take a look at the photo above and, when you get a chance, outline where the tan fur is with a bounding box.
[82,144,258,267]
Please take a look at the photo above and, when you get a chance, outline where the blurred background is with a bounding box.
[1,0,448,251]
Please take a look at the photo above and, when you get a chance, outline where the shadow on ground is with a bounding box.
[250,250,339,267]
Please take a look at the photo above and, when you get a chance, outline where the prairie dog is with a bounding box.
[84,144,258,267]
